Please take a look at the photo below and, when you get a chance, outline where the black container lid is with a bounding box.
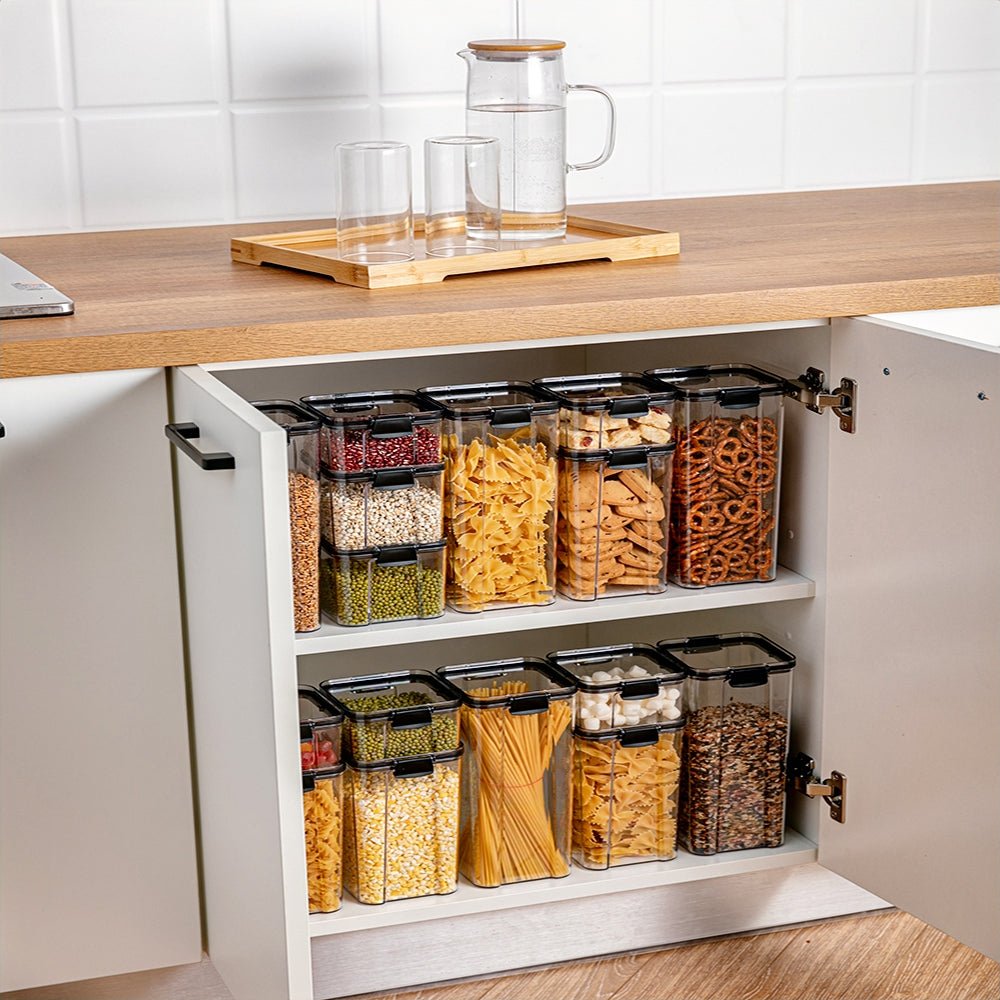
[300,390,444,433]
[321,670,460,725]
[558,442,674,466]
[644,364,787,407]
[420,381,559,425]
[548,643,684,697]
[534,372,675,414]
[438,657,576,711]
[320,539,446,561]
[250,400,321,437]
[320,463,445,486]
[657,632,795,682]
[302,762,346,790]
[573,720,685,746]
[343,743,464,775]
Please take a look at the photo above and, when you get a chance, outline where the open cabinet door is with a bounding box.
[820,316,1000,961]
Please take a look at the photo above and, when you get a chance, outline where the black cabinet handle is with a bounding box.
[0,421,5,438]
[165,422,235,470]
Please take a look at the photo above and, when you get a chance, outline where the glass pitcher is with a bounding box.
[458,39,616,240]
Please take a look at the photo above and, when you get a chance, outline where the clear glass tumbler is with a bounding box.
[335,141,414,264]
[424,136,501,257]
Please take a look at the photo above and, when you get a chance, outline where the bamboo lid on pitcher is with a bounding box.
[467,39,566,52]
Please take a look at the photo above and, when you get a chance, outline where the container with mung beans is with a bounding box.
[250,400,321,633]
[319,541,446,627]
[303,764,345,913]
[320,464,445,550]
[657,632,796,856]
[301,390,444,473]
[342,746,462,905]
[321,671,460,761]
[298,685,343,772]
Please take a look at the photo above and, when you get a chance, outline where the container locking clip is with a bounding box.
[784,367,857,434]
[790,752,847,823]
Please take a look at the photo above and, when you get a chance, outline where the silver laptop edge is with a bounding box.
[0,253,74,318]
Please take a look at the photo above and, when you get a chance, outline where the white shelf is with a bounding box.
[295,567,815,654]
[309,829,817,938]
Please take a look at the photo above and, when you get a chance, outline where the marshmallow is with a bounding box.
[592,670,612,682]
[666,705,681,721]
[582,717,601,731]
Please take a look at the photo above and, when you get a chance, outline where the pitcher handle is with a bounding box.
[566,84,617,171]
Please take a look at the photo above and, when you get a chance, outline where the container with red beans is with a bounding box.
[301,390,444,473]
[299,685,343,771]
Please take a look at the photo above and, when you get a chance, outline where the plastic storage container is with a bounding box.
[302,764,345,913]
[321,671,460,761]
[548,643,683,732]
[420,382,559,613]
[251,400,321,632]
[342,747,462,904]
[657,632,796,855]
[319,464,445,550]
[319,541,446,627]
[534,372,675,451]
[298,685,343,771]
[556,444,674,600]
[644,365,785,588]
[572,721,684,870]
[437,658,575,887]
[300,390,443,473]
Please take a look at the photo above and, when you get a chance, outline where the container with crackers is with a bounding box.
[645,365,785,589]
[534,371,675,451]
[556,444,674,600]
[421,382,560,613]
[572,720,684,870]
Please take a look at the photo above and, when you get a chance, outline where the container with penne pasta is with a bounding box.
[298,685,343,771]
[573,720,684,870]
[420,382,560,613]
[437,658,576,888]
[302,764,345,913]
[342,746,462,905]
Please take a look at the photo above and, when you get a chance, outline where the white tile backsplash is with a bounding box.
[0,0,996,235]
[0,0,62,111]
[69,0,219,108]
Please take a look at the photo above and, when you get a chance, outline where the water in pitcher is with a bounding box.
[467,104,567,239]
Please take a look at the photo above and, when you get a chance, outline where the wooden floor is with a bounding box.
[366,911,1000,1000]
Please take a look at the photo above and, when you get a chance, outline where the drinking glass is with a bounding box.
[424,136,501,257]
[336,141,414,264]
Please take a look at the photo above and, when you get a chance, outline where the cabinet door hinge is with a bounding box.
[784,367,857,434]
[790,752,847,823]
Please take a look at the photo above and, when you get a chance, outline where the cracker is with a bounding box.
[615,499,666,521]
[600,480,638,505]
[625,528,666,556]
[618,469,662,503]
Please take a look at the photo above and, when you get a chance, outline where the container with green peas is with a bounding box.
[319,541,446,627]
[321,671,461,761]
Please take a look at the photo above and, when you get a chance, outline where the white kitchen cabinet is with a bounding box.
[167,313,999,1000]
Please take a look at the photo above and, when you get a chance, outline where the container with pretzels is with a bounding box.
[646,365,785,589]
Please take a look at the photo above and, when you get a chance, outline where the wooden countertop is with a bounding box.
[1,182,997,378]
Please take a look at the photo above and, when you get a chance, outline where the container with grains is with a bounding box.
[298,685,343,772]
[573,720,683,869]
[342,746,462,905]
[321,670,460,762]
[658,632,796,855]
[302,764,344,913]
[251,401,321,632]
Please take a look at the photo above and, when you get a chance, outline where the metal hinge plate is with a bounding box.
[785,367,857,434]
[790,751,847,823]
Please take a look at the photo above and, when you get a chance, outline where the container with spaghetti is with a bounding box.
[302,764,344,913]
[437,658,576,887]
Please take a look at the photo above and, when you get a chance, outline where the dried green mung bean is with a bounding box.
[325,558,445,627]
[343,691,459,760]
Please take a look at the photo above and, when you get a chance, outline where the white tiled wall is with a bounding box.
[1,0,997,236]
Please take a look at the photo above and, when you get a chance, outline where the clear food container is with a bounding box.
[657,632,796,856]
[420,382,559,613]
[573,721,683,870]
[251,401,321,632]
[300,390,443,473]
[644,365,785,588]
[342,746,462,905]
[303,764,345,913]
[319,541,446,627]
[534,372,675,451]
[321,670,460,762]
[437,658,575,887]
[556,444,674,600]
[547,643,683,732]
[298,685,343,771]
[319,464,445,550]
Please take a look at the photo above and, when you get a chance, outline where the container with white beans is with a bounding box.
[547,644,684,732]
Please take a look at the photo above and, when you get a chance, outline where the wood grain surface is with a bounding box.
[0,183,997,378]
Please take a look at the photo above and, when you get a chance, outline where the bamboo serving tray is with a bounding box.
[230,215,680,289]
